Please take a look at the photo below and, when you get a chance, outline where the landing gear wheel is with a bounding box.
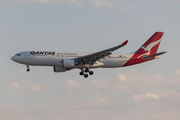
[85,68,90,73]
[89,71,94,75]
[27,68,30,72]
[79,72,84,76]
[84,74,88,78]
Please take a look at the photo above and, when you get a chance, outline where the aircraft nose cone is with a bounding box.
[11,56,16,61]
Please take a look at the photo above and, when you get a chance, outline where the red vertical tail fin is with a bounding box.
[135,32,164,57]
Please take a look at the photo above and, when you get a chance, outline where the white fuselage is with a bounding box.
[11,51,133,69]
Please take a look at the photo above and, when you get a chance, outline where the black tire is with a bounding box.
[79,72,84,76]
[27,69,30,72]
[85,68,89,73]
[89,71,94,75]
[84,74,88,78]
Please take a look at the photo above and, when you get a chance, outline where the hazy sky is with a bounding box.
[0,0,180,120]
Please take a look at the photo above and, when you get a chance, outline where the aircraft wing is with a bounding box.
[74,40,128,65]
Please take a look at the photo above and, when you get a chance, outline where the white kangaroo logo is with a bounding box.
[137,39,161,59]
[140,46,148,52]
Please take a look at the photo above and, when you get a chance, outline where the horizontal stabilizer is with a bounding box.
[144,51,167,60]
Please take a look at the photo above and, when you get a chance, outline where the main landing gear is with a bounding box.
[79,68,94,78]
[26,65,30,72]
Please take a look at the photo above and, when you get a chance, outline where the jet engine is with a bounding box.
[62,59,75,68]
[53,66,66,72]
[55,59,77,68]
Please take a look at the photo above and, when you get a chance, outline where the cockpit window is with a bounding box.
[15,54,20,56]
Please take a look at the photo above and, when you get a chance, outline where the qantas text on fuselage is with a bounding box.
[11,32,166,78]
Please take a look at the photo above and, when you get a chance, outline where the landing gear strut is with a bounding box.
[26,65,30,72]
[79,68,94,78]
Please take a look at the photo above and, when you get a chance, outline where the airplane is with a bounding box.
[11,32,166,78]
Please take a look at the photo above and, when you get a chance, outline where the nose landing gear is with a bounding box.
[26,65,30,72]
[79,68,94,78]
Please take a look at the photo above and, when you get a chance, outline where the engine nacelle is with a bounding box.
[53,66,66,72]
[62,59,75,68]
